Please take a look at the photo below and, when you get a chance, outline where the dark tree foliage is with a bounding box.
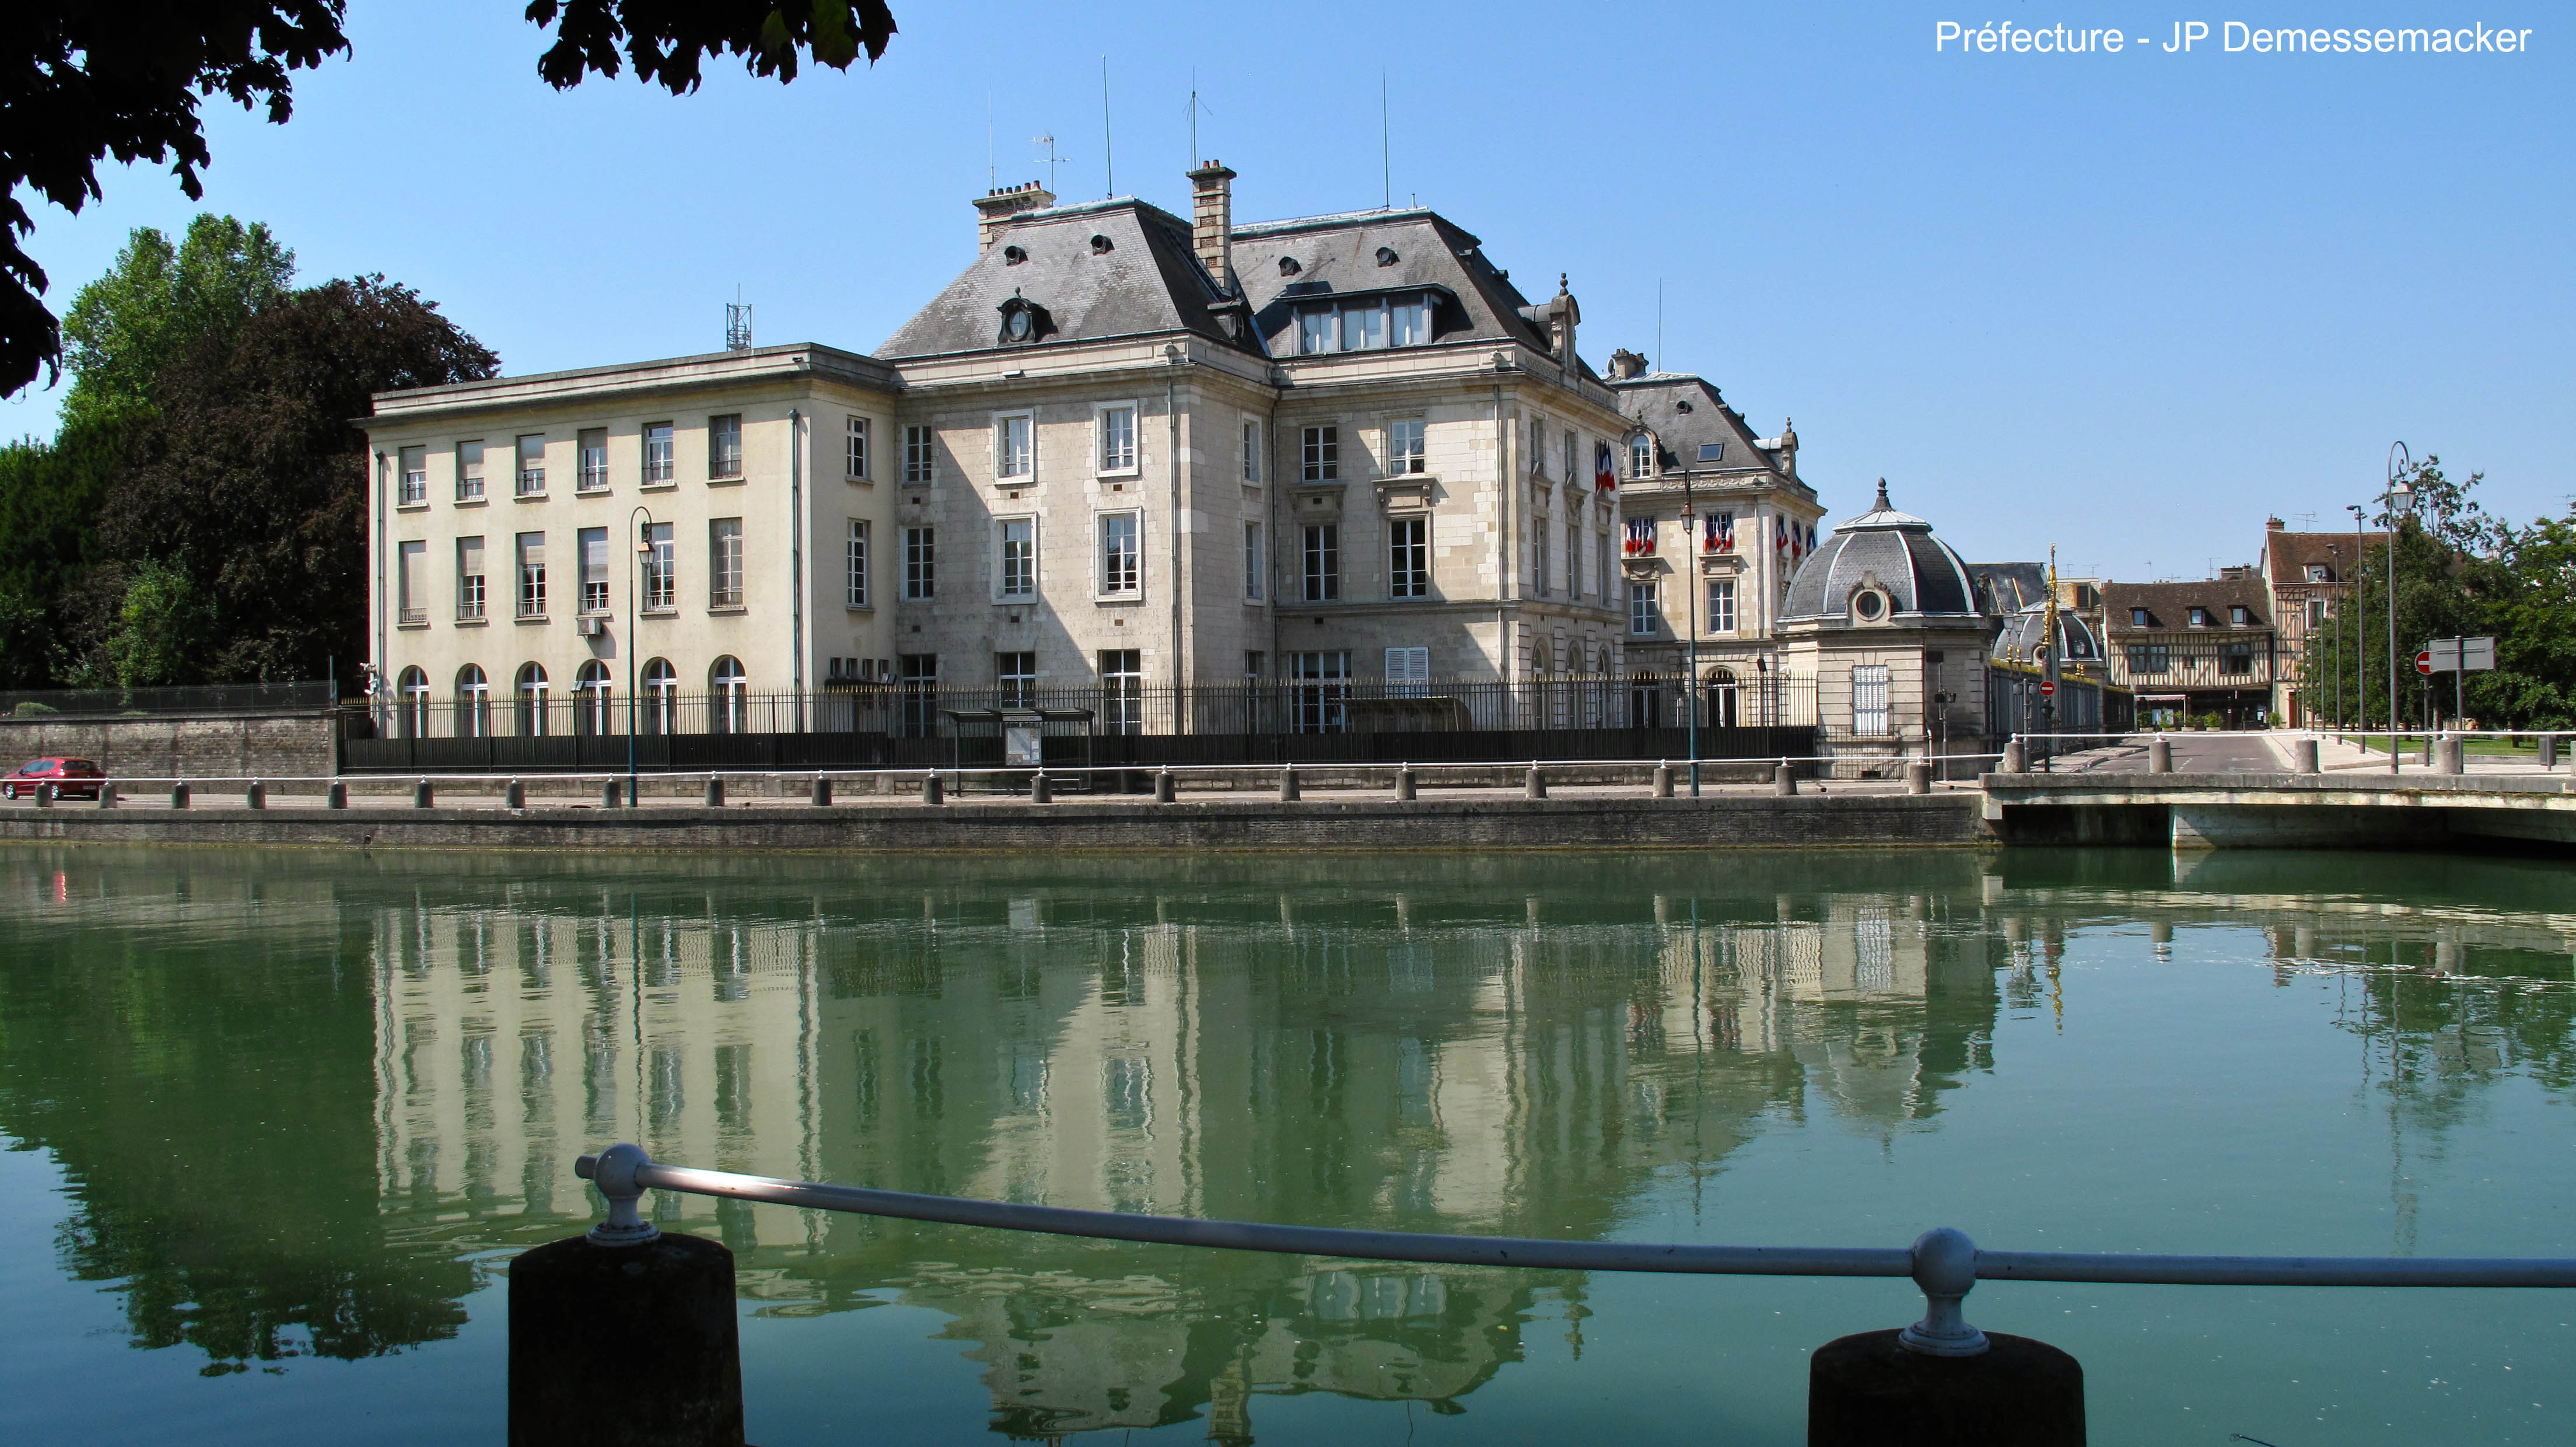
[526,0,897,93]
[103,277,496,683]
[0,417,127,686]
[1,3,351,397]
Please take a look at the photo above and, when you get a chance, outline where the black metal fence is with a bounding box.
[2,681,335,719]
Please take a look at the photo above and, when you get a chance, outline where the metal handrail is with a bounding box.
[573,1146,2576,1359]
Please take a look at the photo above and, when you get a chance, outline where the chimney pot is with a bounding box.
[1188,160,1238,294]
[973,180,1057,251]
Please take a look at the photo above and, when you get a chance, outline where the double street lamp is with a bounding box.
[2379,443,2416,772]
[627,506,654,806]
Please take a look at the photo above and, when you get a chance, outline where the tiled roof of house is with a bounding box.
[2100,578,2272,632]
[2263,529,2384,585]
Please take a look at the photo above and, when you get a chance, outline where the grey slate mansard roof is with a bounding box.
[1781,481,1987,625]
[1610,372,1784,474]
[1968,562,2052,613]
[878,198,1252,360]
[1228,208,1573,365]
[1990,603,2102,666]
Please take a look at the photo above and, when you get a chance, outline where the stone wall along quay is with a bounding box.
[0,709,337,781]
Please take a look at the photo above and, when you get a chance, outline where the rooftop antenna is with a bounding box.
[1184,71,1216,169]
[1101,55,1115,197]
[986,86,995,187]
[1032,132,1069,193]
[724,287,751,352]
[1656,278,1664,373]
[1380,71,1391,209]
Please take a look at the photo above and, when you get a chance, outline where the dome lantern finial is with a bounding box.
[1874,478,1892,511]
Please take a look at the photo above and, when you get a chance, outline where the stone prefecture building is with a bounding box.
[363,163,1685,734]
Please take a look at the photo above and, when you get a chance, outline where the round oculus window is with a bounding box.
[1853,590,1887,621]
[1003,309,1033,341]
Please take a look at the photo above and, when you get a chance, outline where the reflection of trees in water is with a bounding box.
[4,843,2574,1423]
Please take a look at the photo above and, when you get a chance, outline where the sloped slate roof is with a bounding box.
[2264,529,2379,584]
[1970,562,2052,613]
[1991,602,2102,665]
[878,198,1249,359]
[1782,483,1984,623]
[1230,209,1563,359]
[2100,579,2271,631]
[1611,373,1776,471]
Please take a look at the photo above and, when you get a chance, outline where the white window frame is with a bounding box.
[642,422,675,485]
[398,445,427,505]
[844,416,871,481]
[1630,578,1660,637]
[456,440,486,502]
[994,411,1034,482]
[902,525,935,600]
[1853,663,1892,736]
[1301,424,1338,482]
[516,532,547,618]
[1388,418,1426,476]
[578,526,609,614]
[577,428,609,492]
[1302,522,1339,602]
[1629,434,1654,480]
[995,515,1038,600]
[397,540,426,624]
[1096,509,1142,598]
[1385,646,1429,697]
[1244,520,1265,602]
[1241,418,1262,483]
[456,536,487,621]
[1707,576,1738,635]
[708,518,744,608]
[1094,403,1140,477]
[845,519,871,609]
[1098,649,1144,735]
[1390,515,1429,599]
[642,523,675,611]
[516,434,547,497]
[708,414,744,480]
[902,424,935,484]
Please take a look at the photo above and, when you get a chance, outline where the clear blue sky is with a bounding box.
[11,2,2569,580]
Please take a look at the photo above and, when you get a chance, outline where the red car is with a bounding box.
[4,757,106,801]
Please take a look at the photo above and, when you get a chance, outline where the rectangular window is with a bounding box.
[1630,578,1660,636]
[577,428,608,492]
[1385,646,1429,697]
[708,518,743,607]
[996,414,1032,480]
[1340,302,1381,350]
[2130,607,2150,627]
[1390,516,1429,599]
[1244,651,1264,680]
[398,446,427,505]
[1099,649,1143,735]
[1298,310,1332,355]
[397,541,426,624]
[1302,523,1339,602]
[2230,604,2251,625]
[845,417,870,480]
[1596,533,1611,600]
[2126,644,2171,674]
[1629,434,1654,479]
[845,520,870,607]
[903,526,935,600]
[2188,607,2211,627]
[578,526,608,613]
[2305,598,2326,628]
[1098,512,1140,596]
[1389,296,1429,346]
[642,523,674,610]
[898,653,938,737]
[995,651,1037,708]
[642,422,674,484]
[1853,663,1891,736]
[1241,419,1261,483]
[2222,644,2255,676]
[1097,405,1138,473]
[1244,520,1265,601]
[516,434,547,495]
[708,414,743,479]
[1388,419,1426,475]
[1530,418,1548,477]
[516,532,547,617]
[1531,516,1550,597]
[902,425,934,484]
[998,518,1036,598]
[456,440,485,502]
[456,536,486,620]
[1290,651,1350,733]
[1564,432,1577,483]
[1301,425,1338,481]
[1697,442,1726,463]
[1707,577,1738,634]
[2305,564,2329,582]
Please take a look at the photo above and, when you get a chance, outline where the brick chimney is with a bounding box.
[1187,160,1237,293]
[973,180,1056,252]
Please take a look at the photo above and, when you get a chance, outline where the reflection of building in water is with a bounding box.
[368,882,2006,1439]
[370,904,825,1248]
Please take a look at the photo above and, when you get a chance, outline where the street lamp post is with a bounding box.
[1679,471,1700,797]
[2345,504,2365,746]
[2381,443,2416,774]
[628,506,654,806]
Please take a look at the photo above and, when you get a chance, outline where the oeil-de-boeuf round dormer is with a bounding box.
[1778,480,1996,752]
[1780,480,1985,631]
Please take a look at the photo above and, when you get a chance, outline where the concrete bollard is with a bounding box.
[2543,733,2560,770]
[96,782,118,810]
[1525,765,1547,800]
[2294,738,2320,774]
[170,782,190,810]
[1154,768,1177,804]
[1030,772,1052,805]
[603,777,622,809]
[412,779,434,809]
[2148,737,2172,774]
[922,772,944,806]
[810,775,832,806]
[514,1146,744,1447]
[1279,765,1301,802]
[2440,736,2465,775]
[245,780,265,810]
[2001,740,2026,774]
[1774,763,1798,797]
[1906,760,1933,795]
[1654,762,1674,798]
[1808,1228,2084,1447]
[33,781,52,808]
[702,776,724,809]
[505,778,526,810]
[1395,766,1416,802]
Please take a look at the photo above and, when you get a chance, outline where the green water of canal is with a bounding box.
[0,845,2570,1445]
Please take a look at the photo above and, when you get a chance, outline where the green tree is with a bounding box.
[59,215,295,429]
[103,275,497,682]
[89,558,212,687]
[2468,509,2576,729]
[0,416,127,687]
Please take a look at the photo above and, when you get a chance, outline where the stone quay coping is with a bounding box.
[1983,772,2576,802]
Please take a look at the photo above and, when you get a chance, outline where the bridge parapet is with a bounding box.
[1979,772,2576,851]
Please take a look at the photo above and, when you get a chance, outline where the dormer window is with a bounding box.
[1089,233,1114,254]
[2188,607,2211,627]
[1293,292,1434,354]
[996,292,1051,345]
[1629,434,1654,479]
[1278,256,1302,277]
[2305,563,2329,582]
[2132,607,2151,627]
[1003,244,1027,265]
[2230,604,2251,625]
[1696,442,1725,463]
[1376,246,1399,266]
